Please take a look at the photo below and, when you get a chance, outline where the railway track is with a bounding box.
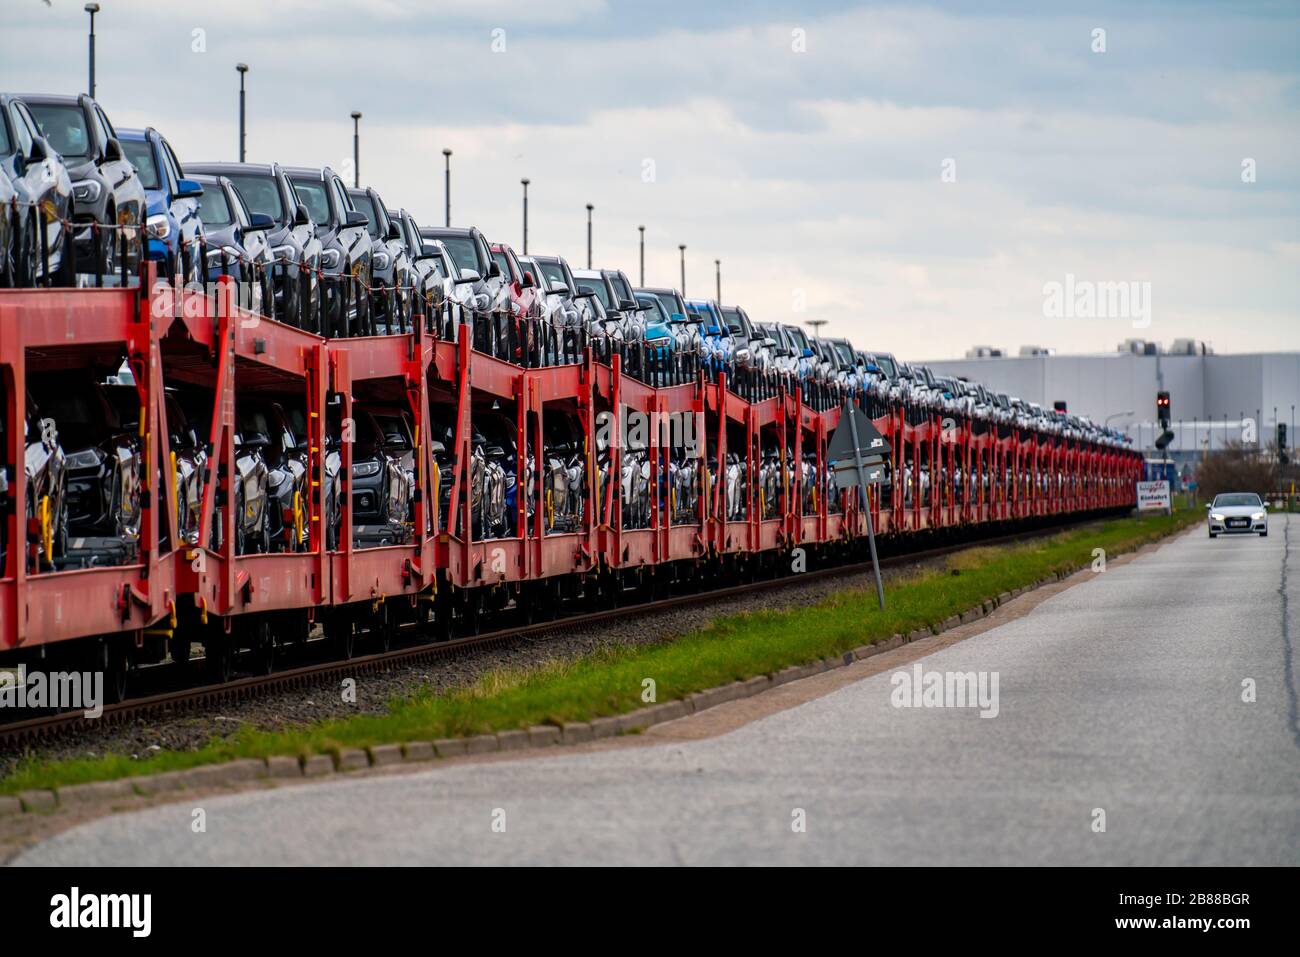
[0,517,1106,747]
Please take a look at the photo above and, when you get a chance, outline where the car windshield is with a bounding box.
[433,236,479,275]
[197,183,234,227]
[607,273,634,300]
[1214,493,1261,507]
[786,326,809,350]
[579,277,613,309]
[225,174,284,224]
[636,295,669,324]
[289,177,331,226]
[121,139,160,190]
[538,262,566,289]
[352,193,383,238]
[721,307,744,335]
[491,251,513,280]
[875,355,897,379]
[27,103,92,159]
[835,343,855,364]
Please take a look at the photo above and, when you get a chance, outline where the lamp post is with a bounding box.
[678,244,686,295]
[715,259,721,303]
[85,4,100,98]
[236,63,248,162]
[585,204,593,268]
[520,178,529,254]
[350,111,361,187]
[805,319,827,336]
[442,148,452,226]
[638,225,645,287]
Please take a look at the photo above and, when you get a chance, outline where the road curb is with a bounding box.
[7,532,1187,816]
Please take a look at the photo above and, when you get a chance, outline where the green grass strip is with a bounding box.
[1,508,1199,793]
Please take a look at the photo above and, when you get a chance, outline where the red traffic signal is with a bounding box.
[1156,391,1170,423]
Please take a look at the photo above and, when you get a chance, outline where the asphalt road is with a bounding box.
[14,516,1300,865]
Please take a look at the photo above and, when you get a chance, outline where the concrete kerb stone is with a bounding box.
[302,754,334,777]
[264,756,302,780]
[527,725,561,748]
[368,744,404,767]
[402,741,435,762]
[56,778,136,805]
[432,738,468,758]
[17,790,56,812]
[560,721,593,744]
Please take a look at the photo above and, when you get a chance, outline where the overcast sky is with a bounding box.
[3,0,1297,359]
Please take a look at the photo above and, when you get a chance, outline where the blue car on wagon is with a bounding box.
[118,127,204,283]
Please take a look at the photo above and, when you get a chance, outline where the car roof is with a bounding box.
[421,226,475,237]
[16,93,81,106]
[187,161,275,175]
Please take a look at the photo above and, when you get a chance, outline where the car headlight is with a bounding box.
[145,213,171,240]
[72,180,102,204]
[351,460,380,478]
[206,244,243,263]
[1252,512,1265,521]
[372,251,391,271]
[272,244,297,261]
[65,448,105,470]
[1210,513,1224,522]
[321,249,342,269]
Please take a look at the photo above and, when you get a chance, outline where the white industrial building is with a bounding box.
[923,344,1300,467]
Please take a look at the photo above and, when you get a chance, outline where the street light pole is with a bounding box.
[678,244,686,295]
[715,259,721,303]
[350,111,361,187]
[521,178,529,254]
[442,148,452,226]
[638,225,645,287]
[85,4,99,99]
[805,319,827,337]
[236,63,248,163]
[586,204,593,268]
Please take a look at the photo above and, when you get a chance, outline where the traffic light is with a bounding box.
[1156,391,1170,427]
[1155,429,1175,451]
[1281,423,1290,466]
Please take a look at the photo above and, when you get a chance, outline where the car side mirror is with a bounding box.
[459,268,481,282]
[345,209,369,229]
[486,260,502,279]
[521,272,536,289]
[618,298,637,311]
[103,137,124,163]
[246,212,274,231]
[386,222,401,241]
[294,203,311,227]
[26,137,48,164]
[175,178,204,199]
[1204,503,1211,511]
[576,285,597,298]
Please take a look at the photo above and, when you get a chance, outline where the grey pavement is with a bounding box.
[14,516,1300,865]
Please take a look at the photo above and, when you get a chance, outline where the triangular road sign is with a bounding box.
[827,403,890,461]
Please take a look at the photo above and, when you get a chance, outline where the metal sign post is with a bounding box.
[829,398,891,610]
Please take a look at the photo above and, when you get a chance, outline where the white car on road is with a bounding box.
[1207,492,1268,538]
